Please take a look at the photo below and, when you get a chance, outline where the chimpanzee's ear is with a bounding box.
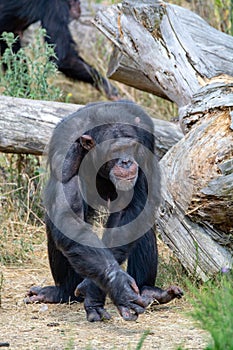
[80,134,95,150]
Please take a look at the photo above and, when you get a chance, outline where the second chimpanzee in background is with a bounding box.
[26,101,183,322]
[0,0,118,99]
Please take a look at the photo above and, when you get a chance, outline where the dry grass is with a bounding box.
[0,172,210,349]
[0,242,210,350]
[0,172,209,349]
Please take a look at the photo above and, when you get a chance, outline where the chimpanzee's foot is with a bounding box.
[98,78,120,101]
[25,286,60,303]
[84,305,111,322]
[141,285,184,305]
[75,279,111,322]
[25,285,83,304]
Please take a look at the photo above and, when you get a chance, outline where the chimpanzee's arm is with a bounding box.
[40,2,118,99]
[102,174,149,264]
[48,177,148,320]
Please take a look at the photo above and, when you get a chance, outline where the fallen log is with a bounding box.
[0,96,81,155]
[0,95,182,158]
[93,0,233,279]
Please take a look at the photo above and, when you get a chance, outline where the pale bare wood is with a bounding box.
[0,96,82,155]
[93,1,233,107]
[159,106,233,281]
[0,95,182,157]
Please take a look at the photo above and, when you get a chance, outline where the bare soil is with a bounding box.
[0,262,210,350]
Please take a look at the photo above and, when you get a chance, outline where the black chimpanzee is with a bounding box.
[26,101,183,322]
[0,0,118,99]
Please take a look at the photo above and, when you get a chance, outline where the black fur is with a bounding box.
[26,101,183,322]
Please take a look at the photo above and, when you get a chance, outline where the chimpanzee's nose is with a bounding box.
[118,158,133,169]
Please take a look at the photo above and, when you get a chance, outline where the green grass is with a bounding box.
[186,270,233,350]
[135,330,151,350]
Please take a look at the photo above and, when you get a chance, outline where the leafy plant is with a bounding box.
[188,270,233,350]
[0,28,61,100]
[0,28,60,238]
[214,0,233,35]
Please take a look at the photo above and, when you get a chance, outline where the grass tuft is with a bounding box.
[186,270,233,350]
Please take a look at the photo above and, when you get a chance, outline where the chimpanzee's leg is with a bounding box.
[76,208,148,321]
[127,229,158,289]
[73,205,111,322]
[127,229,184,304]
[26,221,83,303]
[41,4,118,100]
[58,54,118,99]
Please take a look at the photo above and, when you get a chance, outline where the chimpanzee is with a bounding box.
[26,101,183,322]
[0,0,118,99]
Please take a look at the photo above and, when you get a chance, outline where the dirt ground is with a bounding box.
[0,263,210,350]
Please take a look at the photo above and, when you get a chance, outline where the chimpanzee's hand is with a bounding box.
[106,269,149,321]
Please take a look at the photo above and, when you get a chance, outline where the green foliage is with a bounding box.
[64,338,75,350]
[214,0,233,35]
[0,28,61,100]
[0,28,59,253]
[188,271,233,350]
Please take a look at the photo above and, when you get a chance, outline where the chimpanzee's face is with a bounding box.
[80,135,139,191]
[68,0,81,20]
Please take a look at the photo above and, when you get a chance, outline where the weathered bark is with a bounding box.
[0,95,182,158]
[159,101,233,281]
[94,0,233,107]
[0,97,82,155]
[93,0,233,279]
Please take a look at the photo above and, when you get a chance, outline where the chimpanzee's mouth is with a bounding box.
[116,175,136,181]
[113,176,137,191]
[109,162,139,192]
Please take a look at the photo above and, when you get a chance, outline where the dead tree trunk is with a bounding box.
[93,0,233,280]
[0,95,182,157]
[0,97,82,155]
